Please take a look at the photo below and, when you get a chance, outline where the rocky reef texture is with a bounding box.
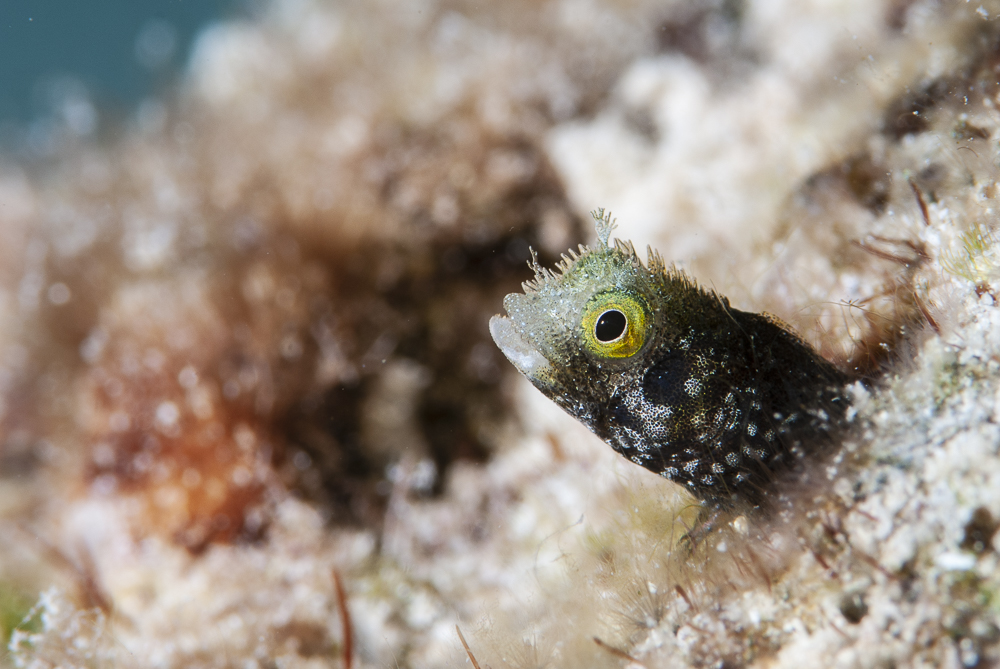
[3,0,1000,667]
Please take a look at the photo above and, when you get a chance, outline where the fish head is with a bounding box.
[490,237,667,419]
[490,213,851,507]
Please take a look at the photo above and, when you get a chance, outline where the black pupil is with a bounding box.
[595,310,627,343]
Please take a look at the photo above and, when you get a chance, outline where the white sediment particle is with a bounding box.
[155,401,179,428]
[123,219,177,271]
[935,551,977,571]
[189,23,291,109]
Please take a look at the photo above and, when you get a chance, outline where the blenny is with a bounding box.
[490,211,849,508]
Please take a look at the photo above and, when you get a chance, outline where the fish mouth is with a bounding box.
[489,315,551,379]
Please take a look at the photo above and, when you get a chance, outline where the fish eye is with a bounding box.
[595,310,627,342]
[581,292,649,359]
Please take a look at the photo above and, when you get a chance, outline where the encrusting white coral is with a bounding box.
[4,0,1000,668]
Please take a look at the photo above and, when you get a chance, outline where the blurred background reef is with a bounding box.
[3,1,1000,668]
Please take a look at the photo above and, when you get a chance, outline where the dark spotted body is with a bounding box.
[589,306,846,506]
[490,213,850,508]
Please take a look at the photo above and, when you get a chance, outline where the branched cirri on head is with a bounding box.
[490,210,850,509]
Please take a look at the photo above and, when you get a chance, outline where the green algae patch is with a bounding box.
[0,583,38,644]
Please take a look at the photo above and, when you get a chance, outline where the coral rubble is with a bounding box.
[3,0,1000,667]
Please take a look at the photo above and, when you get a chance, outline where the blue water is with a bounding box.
[0,0,241,126]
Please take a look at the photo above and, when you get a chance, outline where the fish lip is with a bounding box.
[489,314,551,378]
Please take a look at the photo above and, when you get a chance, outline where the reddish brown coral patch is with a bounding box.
[77,280,275,550]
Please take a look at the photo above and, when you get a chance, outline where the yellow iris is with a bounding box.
[580,292,649,359]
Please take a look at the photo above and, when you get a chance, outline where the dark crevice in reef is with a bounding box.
[656,0,746,63]
[881,24,1000,141]
[654,0,761,81]
[72,199,586,540]
[273,165,586,527]
[880,78,956,140]
[6,111,588,548]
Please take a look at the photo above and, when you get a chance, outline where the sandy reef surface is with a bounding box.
[3,0,1000,667]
